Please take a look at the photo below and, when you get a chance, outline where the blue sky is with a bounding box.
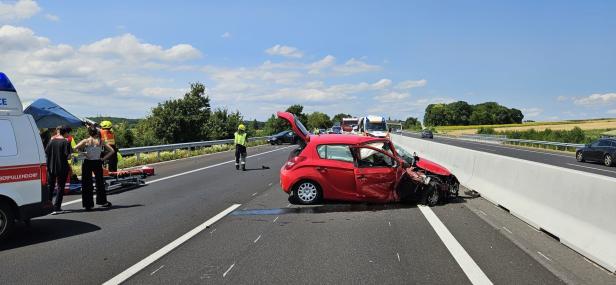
[1,0,615,121]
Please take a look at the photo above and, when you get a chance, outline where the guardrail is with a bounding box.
[458,134,585,149]
[401,131,585,150]
[118,136,268,161]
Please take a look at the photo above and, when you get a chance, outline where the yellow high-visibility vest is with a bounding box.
[234,132,247,146]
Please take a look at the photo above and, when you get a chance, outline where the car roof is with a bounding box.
[309,134,388,145]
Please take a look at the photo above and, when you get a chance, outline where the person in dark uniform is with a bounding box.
[234,124,247,171]
[45,126,71,214]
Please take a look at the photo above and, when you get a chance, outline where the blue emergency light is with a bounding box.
[0,72,17,92]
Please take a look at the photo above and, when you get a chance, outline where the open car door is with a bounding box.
[277,111,310,145]
[351,144,404,202]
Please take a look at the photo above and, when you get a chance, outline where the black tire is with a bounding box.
[604,154,614,167]
[292,181,322,205]
[576,151,585,162]
[421,181,440,207]
[0,202,16,242]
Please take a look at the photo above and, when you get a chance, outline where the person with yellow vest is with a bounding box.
[234,124,248,171]
[99,120,119,172]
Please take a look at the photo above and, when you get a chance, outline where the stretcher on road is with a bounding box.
[64,166,155,194]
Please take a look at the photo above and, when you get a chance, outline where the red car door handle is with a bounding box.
[316,167,327,172]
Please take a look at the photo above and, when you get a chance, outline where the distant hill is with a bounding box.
[86,116,141,127]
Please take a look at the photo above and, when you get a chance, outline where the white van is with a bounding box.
[0,73,52,241]
[358,115,389,138]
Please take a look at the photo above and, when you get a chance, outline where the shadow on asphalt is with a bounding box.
[66,204,144,213]
[0,219,101,251]
[231,203,418,216]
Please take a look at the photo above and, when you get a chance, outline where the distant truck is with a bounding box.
[358,115,389,138]
[341,118,359,134]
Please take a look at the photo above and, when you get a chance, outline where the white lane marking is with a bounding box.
[103,204,241,285]
[62,147,291,207]
[502,227,513,234]
[268,182,273,186]
[251,192,258,197]
[419,205,493,285]
[254,235,262,243]
[478,210,487,216]
[273,216,279,223]
[222,263,235,278]
[396,252,401,262]
[388,221,391,227]
[566,163,616,174]
[537,251,552,262]
[150,265,164,276]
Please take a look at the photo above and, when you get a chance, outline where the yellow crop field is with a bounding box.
[436,118,616,135]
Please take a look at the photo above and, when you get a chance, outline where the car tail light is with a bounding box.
[285,156,306,170]
[40,164,47,186]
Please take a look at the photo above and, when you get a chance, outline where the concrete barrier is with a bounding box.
[391,134,616,273]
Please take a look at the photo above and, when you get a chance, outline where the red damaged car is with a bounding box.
[278,112,459,206]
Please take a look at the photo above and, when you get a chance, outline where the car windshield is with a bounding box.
[366,122,387,131]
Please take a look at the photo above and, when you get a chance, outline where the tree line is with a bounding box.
[424,101,524,127]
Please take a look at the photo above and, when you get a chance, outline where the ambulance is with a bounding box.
[357,115,389,138]
[0,72,52,241]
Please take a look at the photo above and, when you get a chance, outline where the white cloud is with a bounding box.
[331,58,380,75]
[44,13,59,21]
[374,92,410,103]
[521,107,543,118]
[396,79,427,90]
[556,95,568,102]
[0,25,205,117]
[0,0,40,22]
[80,34,201,62]
[308,55,335,74]
[607,109,616,115]
[265,44,303,58]
[221,32,231,38]
[372,78,392,89]
[574,93,616,105]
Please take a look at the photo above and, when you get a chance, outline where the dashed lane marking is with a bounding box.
[419,205,493,285]
[103,204,242,285]
[254,235,262,243]
[396,252,400,262]
[502,227,513,234]
[273,216,279,223]
[478,210,488,216]
[222,263,235,278]
[150,265,164,276]
[251,192,258,197]
[537,251,552,262]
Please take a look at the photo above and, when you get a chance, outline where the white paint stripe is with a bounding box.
[251,192,258,197]
[537,251,552,262]
[388,221,391,227]
[222,263,235,278]
[566,163,616,174]
[419,205,493,285]
[103,204,241,285]
[502,227,513,234]
[149,265,164,276]
[478,210,487,216]
[62,147,291,208]
[273,216,279,223]
[254,235,261,243]
[396,252,400,262]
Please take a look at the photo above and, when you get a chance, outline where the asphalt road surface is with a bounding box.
[401,132,616,179]
[0,143,611,284]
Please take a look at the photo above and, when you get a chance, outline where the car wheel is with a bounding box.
[576,151,585,162]
[449,182,460,199]
[293,181,321,205]
[604,154,614,167]
[421,181,440,207]
[0,202,15,242]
